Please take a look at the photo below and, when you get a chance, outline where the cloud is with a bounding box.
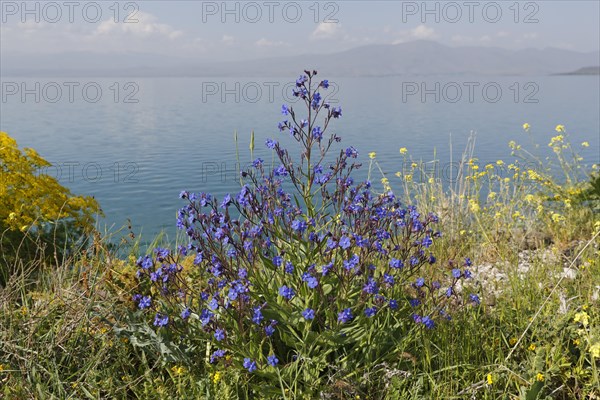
[411,24,436,40]
[94,11,182,39]
[391,24,438,44]
[255,37,289,47]
[221,35,235,46]
[311,22,342,40]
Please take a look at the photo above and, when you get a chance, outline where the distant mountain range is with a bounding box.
[2,40,599,77]
[556,66,600,75]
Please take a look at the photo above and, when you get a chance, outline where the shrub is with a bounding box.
[0,131,101,285]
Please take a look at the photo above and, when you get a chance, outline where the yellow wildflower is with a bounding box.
[487,373,493,385]
[428,177,435,184]
[582,141,589,147]
[549,135,564,147]
[381,177,389,185]
[522,123,530,131]
[574,311,589,327]
[488,192,497,200]
[536,373,544,382]
[528,343,536,351]
[171,365,185,375]
[405,175,413,183]
[368,152,376,159]
[573,338,580,346]
[590,343,600,358]
[509,337,518,346]
[469,199,480,213]
[496,160,504,166]
[399,147,408,155]
[212,371,222,384]
[525,194,535,203]
[0,364,5,372]
[555,124,565,132]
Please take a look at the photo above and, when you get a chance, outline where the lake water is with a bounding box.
[1,75,599,244]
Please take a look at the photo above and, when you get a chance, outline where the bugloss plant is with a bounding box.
[131,71,479,397]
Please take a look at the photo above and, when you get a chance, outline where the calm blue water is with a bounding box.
[1,76,599,244]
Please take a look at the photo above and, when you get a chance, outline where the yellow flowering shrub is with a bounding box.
[1,131,101,282]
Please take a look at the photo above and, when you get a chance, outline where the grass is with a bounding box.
[1,129,599,399]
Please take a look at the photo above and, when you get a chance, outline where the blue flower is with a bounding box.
[220,194,232,208]
[339,235,351,250]
[469,294,480,305]
[321,261,333,276]
[320,80,329,89]
[332,106,342,118]
[265,325,275,336]
[140,256,153,270]
[252,307,264,324]
[153,313,169,327]
[364,307,377,317]
[243,358,257,373]
[345,146,358,158]
[274,164,288,176]
[422,236,433,248]
[284,261,294,274]
[409,299,421,307]
[326,237,338,249]
[338,308,353,323]
[302,308,315,320]
[291,219,307,233]
[302,272,319,289]
[138,295,151,309]
[389,258,404,269]
[415,277,425,288]
[464,269,472,279]
[363,278,379,295]
[214,328,225,341]
[278,285,295,300]
[181,307,191,319]
[200,309,213,326]
[253,158,264,168]
[265,138,277,149]
[343,254,360,270]
[281,104,289,115]
[422,316,435,329]
[296,75,307,86]
[267,355,279,367]
[389,299,398,310]
[451,268,461,279]
[312,126,323,141]
[210,349,226,363]
[383,273,395,286]
[464,257,472,267]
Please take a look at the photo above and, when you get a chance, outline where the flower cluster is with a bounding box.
[132,70,478,385]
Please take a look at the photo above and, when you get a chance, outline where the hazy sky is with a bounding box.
[1,1,599,60]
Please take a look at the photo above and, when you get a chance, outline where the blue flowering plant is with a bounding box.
[131,70,480,395]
